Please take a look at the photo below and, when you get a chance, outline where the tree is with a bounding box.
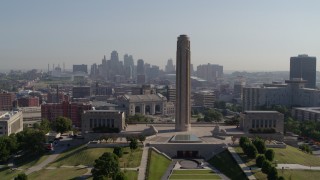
[252,138,266,154]
[129,138,138,151]
[231,136,237,145]
[256,154,266,168]
[53,116,72,134]
[138,135,146,143]
[16,129,46,155]
[14,173,28,180]
[265,149,275,161]
[203,109,223,122]
[91,152,120,180]
[39,119,51,134]
[0,137,10,162]
[239,136,250,148]
[113,147,123,158]
[261,160,272,174]
[245,143,258,159]
[113,171,127,180]
[267,166,278,180]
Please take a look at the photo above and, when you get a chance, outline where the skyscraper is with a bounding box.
[175,35,191,132]
[290,54,316,88]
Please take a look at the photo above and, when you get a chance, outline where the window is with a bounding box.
[273,119,276,128]
[94,119,97,127]
[256,119,260,128]
[264,120,268,128]
[90,119,93,128]
[252,119,255,128]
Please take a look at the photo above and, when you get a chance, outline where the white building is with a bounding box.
[0,111,23,136]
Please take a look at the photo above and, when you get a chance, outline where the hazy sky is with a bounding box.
[1,0,320,71]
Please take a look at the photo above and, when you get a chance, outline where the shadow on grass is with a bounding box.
[52,145,87,166]
[208,150,247,180]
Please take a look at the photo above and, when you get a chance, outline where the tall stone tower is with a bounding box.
[175,34,191,132]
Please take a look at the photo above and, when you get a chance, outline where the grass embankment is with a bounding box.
[50,145,142,168]
[235,145,320,166]
[28,167,87,180]
[147,150,171,180]
[234,145,320,179]
[208,150,247,180]
[169,170,221,179]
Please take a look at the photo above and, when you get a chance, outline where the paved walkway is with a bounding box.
[228,147,256,180]
[138,146,149,180]
[277,164,320,170]
[25,145,68,175]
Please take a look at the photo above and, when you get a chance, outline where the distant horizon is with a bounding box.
[1,1,320,71]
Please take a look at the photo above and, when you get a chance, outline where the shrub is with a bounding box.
[277,176,285,180]
[299,144,313,154]
[113,147,123,158]
[261,160,272,174]
[246,143,258,159]
[239,136,250,148]
[267,166,278,180]
[252,138,267,154]
[265,149,275,161]
[256,154,266,168]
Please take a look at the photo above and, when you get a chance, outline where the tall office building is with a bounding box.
[175,35,191,132]
[290,54,316,88]
[165,59,175,73]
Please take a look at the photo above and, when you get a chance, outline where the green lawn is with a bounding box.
[235,145,320,166]
[124,170,138,180]
[86,170,138,180]
[170,170,221,179]
[0,167,22,180]
[50,145,142,168]
[208,150,247,180]
[147,150,171,180]
[28,167,88,180]
[15,154,50,170]
[254,169,320,180]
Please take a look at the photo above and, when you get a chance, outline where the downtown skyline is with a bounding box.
[1,0,320,71]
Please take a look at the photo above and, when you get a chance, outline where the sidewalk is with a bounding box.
[228,147,256,180]
[138,146,149,180]
[277,164,320,170]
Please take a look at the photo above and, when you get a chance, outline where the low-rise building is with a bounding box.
[240,111,284,134]
[193,91,215,108]
[291,107,320,121]
[118,93,168,116]
[0,111,23,136]
[20,107,42,127]
[81,110,125,133]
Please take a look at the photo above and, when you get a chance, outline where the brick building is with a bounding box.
[0,92,15,111]
[17,96,39,107]
[41,101,92,128]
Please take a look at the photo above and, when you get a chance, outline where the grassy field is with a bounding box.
[208,150,247,180]
[28,167,87,180]
[254,169,320,180]
[124,170,138,180]
[147,150,171,180]
[50,145,142,168]
[0,167,22,180]
[169,170,221,179]
[15,154,50,170]
[235,145,320,166]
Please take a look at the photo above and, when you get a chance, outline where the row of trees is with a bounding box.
[33,116,72,134]
[239,137,284,180]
